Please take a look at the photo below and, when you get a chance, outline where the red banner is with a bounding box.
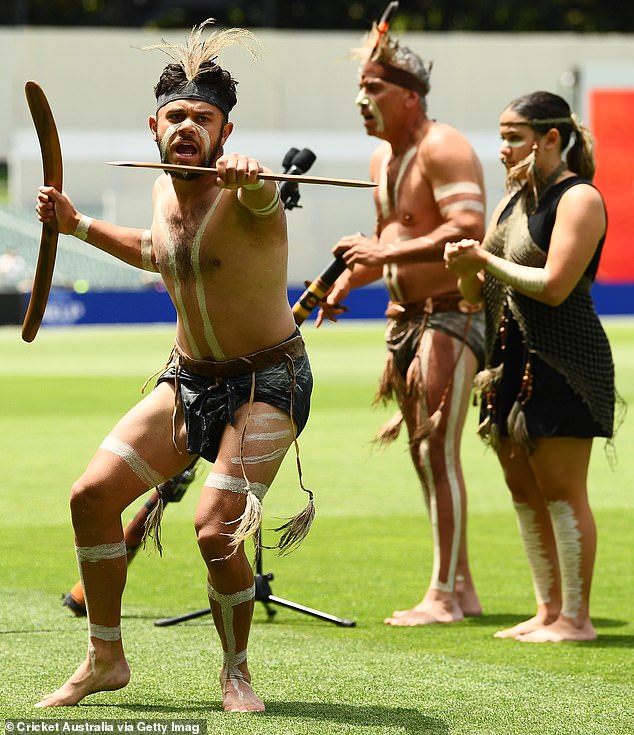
[590,89,634,284]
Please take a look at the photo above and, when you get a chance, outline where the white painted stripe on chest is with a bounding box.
[378,146,417,220]
[190,189,226,359]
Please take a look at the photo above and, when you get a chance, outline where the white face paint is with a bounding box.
[355,88,385,133]
[159,120,212,164]
[503,138,530,149]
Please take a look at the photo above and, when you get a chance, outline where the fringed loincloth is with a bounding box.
[374,292,484,447]
[148,330,315,555]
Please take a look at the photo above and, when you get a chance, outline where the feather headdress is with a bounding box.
[350,10,432,97]
[143,18,259,81]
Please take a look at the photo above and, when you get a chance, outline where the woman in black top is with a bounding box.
[444,91,619,642]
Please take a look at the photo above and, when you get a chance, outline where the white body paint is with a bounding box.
[549,500,583,619]
[513,501,554,605]
[157,188,226,359]
[205,472,268,502]
[207,582,256,693]
[355,91,384,133]
[75,540,127,668]
[100,436,164,488]
[417,331,465,593]
[378,146,417,301]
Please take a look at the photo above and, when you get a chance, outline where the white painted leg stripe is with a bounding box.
[205,473,247,492]
[244,429,292,442]
[207,582,255,608]
[417,331,453,593]
[76,541,127,563]
[100,436,165,487]
[440,342,466,592]
[204,473,268,501]
[251,412,287,423]
[90,623,121,641]
[230,446,287,465]
[513,501,554,605]
[208,582,254,683]
[548,500,583,618]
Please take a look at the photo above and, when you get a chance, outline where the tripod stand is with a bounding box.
[154,541,356,628]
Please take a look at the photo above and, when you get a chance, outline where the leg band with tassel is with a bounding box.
[207,582,255,692]
[205,473,268,555]
[100,435,167,553]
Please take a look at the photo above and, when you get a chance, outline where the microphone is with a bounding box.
[280,147,316,210]
[286,148,316,177]
[282,147,300,172]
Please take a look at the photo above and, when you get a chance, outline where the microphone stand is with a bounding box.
[155,544,355,627]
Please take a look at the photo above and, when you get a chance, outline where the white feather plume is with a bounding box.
[143,18,259,81]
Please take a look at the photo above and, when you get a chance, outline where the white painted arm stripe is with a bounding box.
[238,186,280,216]
[434,181,483,201]
[484,255,547,293]
[140,229,157,272]
[439,200,485,216]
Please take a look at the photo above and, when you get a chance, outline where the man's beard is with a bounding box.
[157,128,220,181]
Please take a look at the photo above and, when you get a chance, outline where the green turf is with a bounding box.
[0,320,632,734]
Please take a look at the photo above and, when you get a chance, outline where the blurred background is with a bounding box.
[1,0,633,327]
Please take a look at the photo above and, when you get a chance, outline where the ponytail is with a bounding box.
[566,113,596,180]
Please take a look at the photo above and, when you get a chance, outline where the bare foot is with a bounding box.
[385,599,464,626]
[390,581,482,620]
[389,601,430,618]
[455,579,483,618]
[494,613,557,639]
[35,655,130,707]
[221,667,265,712]
[517,617,597,643]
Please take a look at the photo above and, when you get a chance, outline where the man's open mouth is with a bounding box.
[173,141,199,158]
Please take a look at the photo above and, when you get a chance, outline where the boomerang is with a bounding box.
[22,81,63,342]
[108,161,376,189]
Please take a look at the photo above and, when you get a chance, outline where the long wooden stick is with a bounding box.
[22,81,63,343]
[108,161,376,188]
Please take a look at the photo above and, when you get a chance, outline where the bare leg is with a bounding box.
[517,438,597,642]
[492,438,562,639]
[196,402,294,710]
[385,331,479,625]
[196,490,264,712]
[36,481,136,707]
[36,383,190,707]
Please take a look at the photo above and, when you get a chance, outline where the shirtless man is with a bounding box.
[318,27,486,625]
[33,23,313,712]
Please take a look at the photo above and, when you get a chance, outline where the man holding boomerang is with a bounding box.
[34,21,316,712]
[318,6,486,626]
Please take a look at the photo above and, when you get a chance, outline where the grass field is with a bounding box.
[0,320,632,734]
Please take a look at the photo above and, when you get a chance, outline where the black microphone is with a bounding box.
[282,147,300,172]
[280,147,316,210]
[286,148,316,177]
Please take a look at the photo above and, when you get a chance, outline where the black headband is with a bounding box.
[156,80,234,116]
